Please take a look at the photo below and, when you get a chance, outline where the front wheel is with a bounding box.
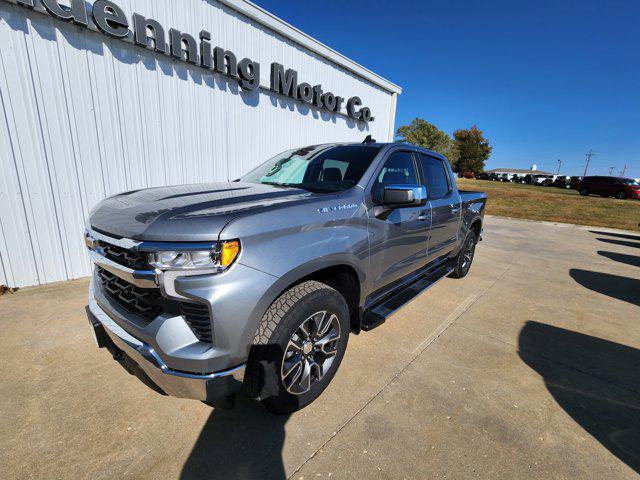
[615,191,627,199]
[245,281,350,414]
[450,231,477,279]
[579,188,589,196]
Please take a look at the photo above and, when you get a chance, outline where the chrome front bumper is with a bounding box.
[87,297,245,402]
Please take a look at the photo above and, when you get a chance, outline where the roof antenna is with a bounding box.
[362,135,376,144]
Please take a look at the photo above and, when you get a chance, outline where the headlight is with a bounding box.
[147,240,240,272]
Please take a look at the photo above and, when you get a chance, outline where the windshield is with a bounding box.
[240,144,382,193]
[623,178,639,186]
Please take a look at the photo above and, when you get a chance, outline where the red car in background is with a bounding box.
[577,176,640,199]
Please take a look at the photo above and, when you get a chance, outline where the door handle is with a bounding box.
[451,206,460,214]
[417,212,428,221]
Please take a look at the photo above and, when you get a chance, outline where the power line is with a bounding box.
[556,159,562,175]
[620,164,627,177]
[583,149,594,177]
[608,166,615,176]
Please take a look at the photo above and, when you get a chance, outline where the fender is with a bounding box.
[250,252,366,311]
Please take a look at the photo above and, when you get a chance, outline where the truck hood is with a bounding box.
[89,182,316,242]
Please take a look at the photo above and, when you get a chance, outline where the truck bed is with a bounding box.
[459,190,487,204]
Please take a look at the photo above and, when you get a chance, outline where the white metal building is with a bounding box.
[0,0,401,288]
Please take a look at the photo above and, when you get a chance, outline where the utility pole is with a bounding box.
[620,164,627,177]
[556,159,562,175]
[583,149,594,177]
[608,166,615,176]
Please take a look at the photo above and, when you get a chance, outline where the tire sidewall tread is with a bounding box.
[451,231,477,279]
[246,280,349,414]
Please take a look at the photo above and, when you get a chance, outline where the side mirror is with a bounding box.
[374,184,426,207]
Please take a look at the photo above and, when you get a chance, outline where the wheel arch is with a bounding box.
[469,218,482,240]
[251,255,365,339]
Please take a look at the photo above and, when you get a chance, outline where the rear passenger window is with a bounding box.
[419,154,451,197]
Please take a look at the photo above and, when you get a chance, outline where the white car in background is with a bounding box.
[531,174,554,185]
[552,175,571,188]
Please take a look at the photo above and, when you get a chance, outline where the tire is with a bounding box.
[579,188,589,196]
[245,280,350,414]
[450,231,477,279]
[615,191,627,199]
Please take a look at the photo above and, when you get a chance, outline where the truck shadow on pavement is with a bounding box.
[597,250,640,268]
[595,237,640,249]
[181,344,292,480]
[569,269,640,307]
[589,230,640,242]
[180,394,289,480]
[518,321,640,474]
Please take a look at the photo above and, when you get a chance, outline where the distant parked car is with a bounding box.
[522,174,533,184]
[577,176,640,199]
[569,176,582,190]
[507,173,520,182]
[541,175,556,187]
[477,172,489,180]
[461,171,476,179]
[552,176,571,188]
[531,174,553,186]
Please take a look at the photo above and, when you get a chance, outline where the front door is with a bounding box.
[590,177,604,195]
[417,153,461,264]
[602,177,615,196]
[367,150,431,297]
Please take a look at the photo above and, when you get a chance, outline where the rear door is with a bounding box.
[418,153,461,264]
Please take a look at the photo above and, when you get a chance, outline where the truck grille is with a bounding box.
[97,240,149,270]
[96,266,213,343]
[97,266,162,321]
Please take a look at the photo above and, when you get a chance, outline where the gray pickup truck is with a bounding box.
[85,139,486,413]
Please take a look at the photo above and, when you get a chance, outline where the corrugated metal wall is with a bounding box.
[0,0,397,287]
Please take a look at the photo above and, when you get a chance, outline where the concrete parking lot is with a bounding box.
[1,216,638,479]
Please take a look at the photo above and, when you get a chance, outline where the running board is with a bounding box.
[361,264,455,331]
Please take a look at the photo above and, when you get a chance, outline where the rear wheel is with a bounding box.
[246,281,349,414]
[615,191,627,199]
[450,231,477,279]
[579,188,589,196]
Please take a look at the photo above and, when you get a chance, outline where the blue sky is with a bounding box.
[256,0,639,177]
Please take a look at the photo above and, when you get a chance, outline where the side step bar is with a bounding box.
[361,264,455,331]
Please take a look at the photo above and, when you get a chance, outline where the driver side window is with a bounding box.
[374,151,418,188]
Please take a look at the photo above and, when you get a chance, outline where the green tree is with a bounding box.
[453,125,492,174]
[396,118,459,166]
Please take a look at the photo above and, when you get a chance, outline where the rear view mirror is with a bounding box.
[375,184,426,207]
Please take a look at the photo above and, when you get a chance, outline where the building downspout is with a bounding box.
[387,93,398,142]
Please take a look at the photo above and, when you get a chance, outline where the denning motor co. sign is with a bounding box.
[5,0,375,122]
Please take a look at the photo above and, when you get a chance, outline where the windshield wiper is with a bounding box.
[260,181,292,188]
